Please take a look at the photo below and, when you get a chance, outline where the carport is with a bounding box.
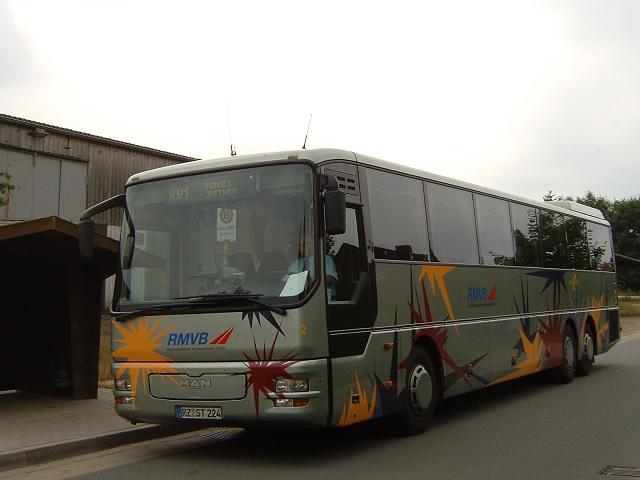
[0,216,118,399]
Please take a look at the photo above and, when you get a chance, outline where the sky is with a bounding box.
[1,0,639,201]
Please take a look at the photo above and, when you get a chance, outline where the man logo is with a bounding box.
[181,378,212,388]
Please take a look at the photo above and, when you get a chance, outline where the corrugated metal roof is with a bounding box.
[0,113,199,162]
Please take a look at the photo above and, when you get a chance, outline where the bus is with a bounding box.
[79,148,619,434]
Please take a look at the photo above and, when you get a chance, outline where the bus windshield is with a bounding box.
[116,163,316,310]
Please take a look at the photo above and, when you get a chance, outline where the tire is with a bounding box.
[576,323,595,377]
[550,324,577,384]
[400,346,438,435]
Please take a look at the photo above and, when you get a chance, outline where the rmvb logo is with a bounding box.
[467,284,497,304]
[209,326,235,345]
[166,326,235,346]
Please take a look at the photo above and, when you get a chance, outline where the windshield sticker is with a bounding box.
[279,271,308,297]
[216,208,237,242]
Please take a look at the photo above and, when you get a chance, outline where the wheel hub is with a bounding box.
[564,336,575,373]
[584,332,595,362]
[409,364,433,414]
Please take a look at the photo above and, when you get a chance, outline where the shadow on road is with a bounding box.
[169,363,617,467]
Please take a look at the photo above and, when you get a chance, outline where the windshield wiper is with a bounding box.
[113,300,218,322]
[175,293,287,316]
[114,293,287,322]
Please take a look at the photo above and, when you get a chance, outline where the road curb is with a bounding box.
[0,424,196,472]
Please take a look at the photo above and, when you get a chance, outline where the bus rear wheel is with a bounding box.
[400,346,437,435]
[550,324,577,384]
[576,323,595,376]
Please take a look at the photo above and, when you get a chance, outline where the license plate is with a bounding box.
[176,406,223,419]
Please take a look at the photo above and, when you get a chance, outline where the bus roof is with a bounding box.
[127,148,610,226]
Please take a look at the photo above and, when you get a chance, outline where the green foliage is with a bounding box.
[545,190,640,290]
[576,190,614,219]
[610,197,640,290]
[0,172,15,208]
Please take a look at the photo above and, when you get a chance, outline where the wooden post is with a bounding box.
[67,261,103,399]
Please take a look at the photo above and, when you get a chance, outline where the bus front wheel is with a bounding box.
[400,346,437,435]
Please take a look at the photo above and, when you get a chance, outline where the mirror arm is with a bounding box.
[79,193,127,262]
[319,174,339,192]
[80,193,126,221]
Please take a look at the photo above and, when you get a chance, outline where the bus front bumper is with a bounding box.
[112,358,329,427]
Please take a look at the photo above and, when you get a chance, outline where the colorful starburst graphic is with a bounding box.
[112,316,177,403]
[406,274,489,391]
[581,292,608,347]
[243,328,298,416]
[492,328,546,385]
[374,309,402,416]
[538,311,563,365]
[419,265,456,321]
[338,371,377,426]
[242,310,284,336]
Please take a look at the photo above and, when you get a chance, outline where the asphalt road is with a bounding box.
[5,334,640,480]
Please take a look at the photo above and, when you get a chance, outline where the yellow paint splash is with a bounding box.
[491,329,546,385]
[112,316,177,402]
[585,292,608,341]
[419,265,456,321]
[338,371,377,426]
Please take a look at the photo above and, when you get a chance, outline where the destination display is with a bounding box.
[165,172,256,205]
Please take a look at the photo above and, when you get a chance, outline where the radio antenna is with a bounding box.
[226,104,237,156]
[302,113,313,150]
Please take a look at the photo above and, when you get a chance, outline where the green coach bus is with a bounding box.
[79,148,619,434]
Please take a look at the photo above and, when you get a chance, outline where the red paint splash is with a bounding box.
[243,330,298,416]
[538,309,563,366]
[405,278,473,388]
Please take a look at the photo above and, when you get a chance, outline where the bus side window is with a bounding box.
[326,207,364,302]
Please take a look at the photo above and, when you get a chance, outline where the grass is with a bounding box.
[98,315,113,388]
[619,300,640,317]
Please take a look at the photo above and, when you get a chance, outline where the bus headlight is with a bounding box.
[275,378,309,393]
[115,378,132,391]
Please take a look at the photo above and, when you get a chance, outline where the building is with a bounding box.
[0,113,197,398]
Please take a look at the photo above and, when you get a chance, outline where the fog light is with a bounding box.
[115,378,132,391]
[274,398,293,407]
[115,396,134,405]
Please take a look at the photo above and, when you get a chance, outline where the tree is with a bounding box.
[0,172,15,208]
[609,197,640,291]
[545,190,640,291]
[576,190,614,220]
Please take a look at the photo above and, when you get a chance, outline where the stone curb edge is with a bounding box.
[0,425,195,472]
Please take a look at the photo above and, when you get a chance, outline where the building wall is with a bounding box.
[0,147,87,223]
[0,116,197,226]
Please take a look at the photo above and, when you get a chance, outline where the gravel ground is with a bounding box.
[621,315,640,337]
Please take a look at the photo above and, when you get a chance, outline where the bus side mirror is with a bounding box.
[324,189,346,235]
[78,219,95,261]
[77,193,127,261]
